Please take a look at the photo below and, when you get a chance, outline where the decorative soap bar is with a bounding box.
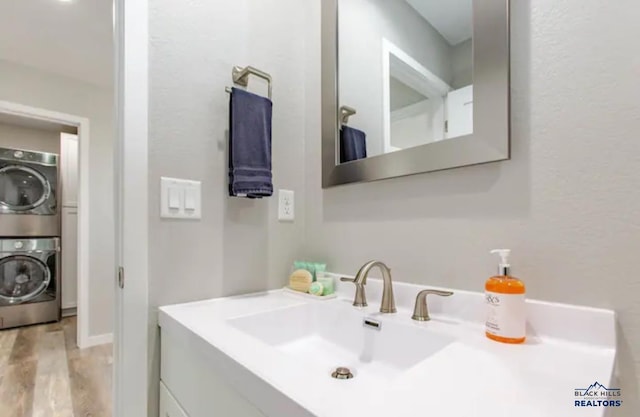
[289,269,313,293]
[309,281,324,296]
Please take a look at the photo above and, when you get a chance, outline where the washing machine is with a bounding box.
[0,238,60,329]
[0,147,59,237]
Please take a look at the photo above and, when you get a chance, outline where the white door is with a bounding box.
[114,0,149,415]
[445,85,474,139]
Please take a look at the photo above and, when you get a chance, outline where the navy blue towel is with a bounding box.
[229,87,273,198]
[340,126,367,163]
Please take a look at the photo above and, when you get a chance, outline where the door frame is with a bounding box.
[2,0,151,414]
[381,38,452,153]
[113,0,149,415]
[0,100,93,348]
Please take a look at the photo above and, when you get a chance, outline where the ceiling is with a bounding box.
[405,0,473,46]
[0,0,113,86]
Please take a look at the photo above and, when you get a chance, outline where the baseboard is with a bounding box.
[84,333,113,348]
[61,307,77,317]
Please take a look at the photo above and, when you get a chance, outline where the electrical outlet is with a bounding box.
[278,189,294,222]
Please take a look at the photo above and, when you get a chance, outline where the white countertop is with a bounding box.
[159,277,617,417]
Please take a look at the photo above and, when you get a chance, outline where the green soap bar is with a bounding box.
[309,281,324,296]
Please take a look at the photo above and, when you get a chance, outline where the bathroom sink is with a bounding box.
[160,283,617,417]
[228,301,454,382]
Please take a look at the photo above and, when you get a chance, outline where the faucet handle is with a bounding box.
[411,289,453,321]
[340,277,368,307]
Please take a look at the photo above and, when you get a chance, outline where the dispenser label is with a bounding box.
[485,292,526,339]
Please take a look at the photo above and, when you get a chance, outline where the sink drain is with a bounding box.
[331,367,354,380]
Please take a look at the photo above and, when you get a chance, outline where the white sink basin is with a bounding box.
[159,280,617,417]
[228,300,454,382]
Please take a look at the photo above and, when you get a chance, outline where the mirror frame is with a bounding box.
[322,0,511,188]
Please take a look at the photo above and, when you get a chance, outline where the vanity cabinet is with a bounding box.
[159,382,188,417]
[160,328,266,417]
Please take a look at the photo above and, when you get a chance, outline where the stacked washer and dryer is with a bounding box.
[0,147,61,329]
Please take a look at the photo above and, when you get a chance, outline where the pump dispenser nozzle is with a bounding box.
[490,249,511,276]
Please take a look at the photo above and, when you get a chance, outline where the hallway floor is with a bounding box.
[0,317,112,417]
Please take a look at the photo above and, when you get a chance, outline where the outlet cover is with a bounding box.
[278,189,294,222]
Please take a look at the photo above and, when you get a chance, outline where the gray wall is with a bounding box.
[306,0,640,412]
[451,38,472,88]
[148,0,308,414]
[0,123,61,154]
[0,59,114,339]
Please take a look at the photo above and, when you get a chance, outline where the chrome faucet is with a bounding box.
[340,261,396,313]
[411,289,453,321]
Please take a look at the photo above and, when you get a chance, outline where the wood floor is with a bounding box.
[0,317,112,417]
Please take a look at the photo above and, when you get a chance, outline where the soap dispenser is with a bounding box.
[485,249,526,344]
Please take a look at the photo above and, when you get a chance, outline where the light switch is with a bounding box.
[161,177,202,219]
[168,186,181,209]
[184,187,196,211]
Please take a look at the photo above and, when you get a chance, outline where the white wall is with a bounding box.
[148,0,308,415]
[306,0,640,413]
[339,0,453,156]
[0,122,61,154]
[0,59,115,338]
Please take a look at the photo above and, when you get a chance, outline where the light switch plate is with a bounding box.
[161,177,202,219]
[278,189,294,222]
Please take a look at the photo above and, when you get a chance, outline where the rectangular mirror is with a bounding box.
[322,0,510,187]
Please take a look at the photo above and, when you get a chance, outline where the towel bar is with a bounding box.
[225,65,272,99]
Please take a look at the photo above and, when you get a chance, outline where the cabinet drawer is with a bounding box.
[160,382,189,417]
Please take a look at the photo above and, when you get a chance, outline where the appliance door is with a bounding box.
[0,164,53,213]
[0,254,52,305]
